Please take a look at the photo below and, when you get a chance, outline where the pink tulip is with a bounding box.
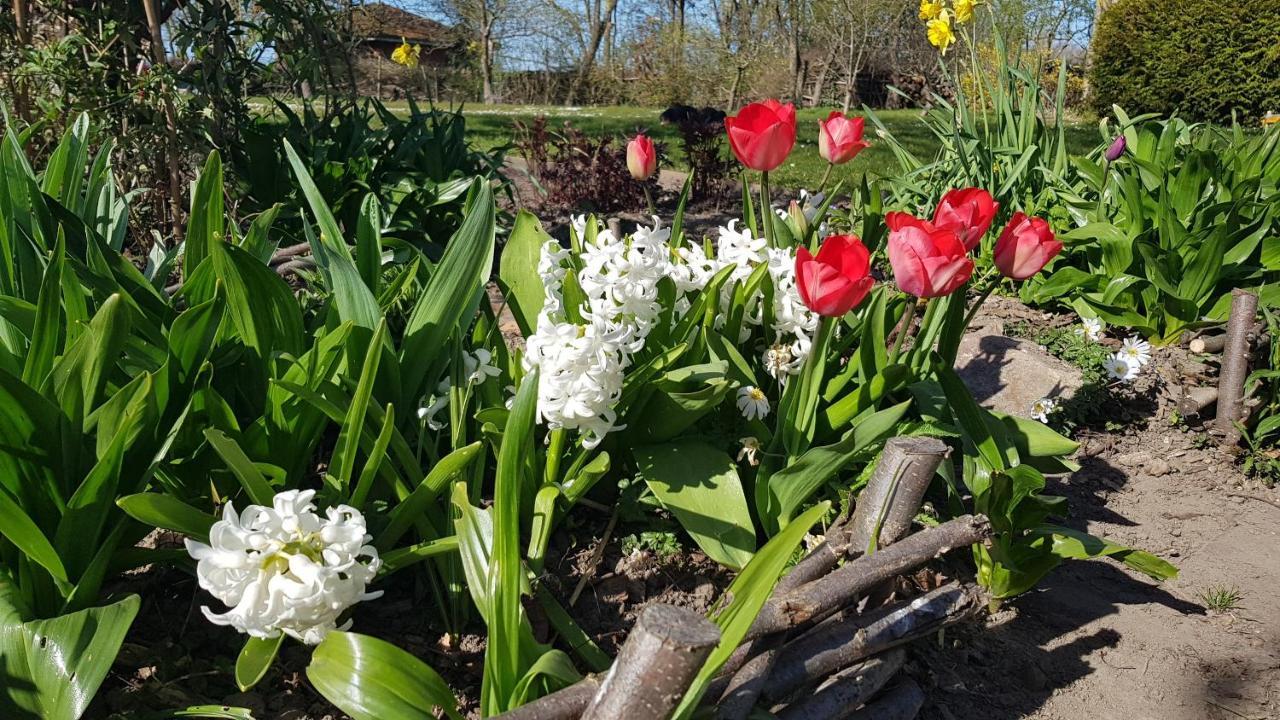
[886,212,974,298]
[627,134,657,181]
[932,188,998,250]
[993,212,1062,280]
[796,234,875,317]
[818,112,869,165]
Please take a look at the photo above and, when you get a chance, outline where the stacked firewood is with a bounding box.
[498,437,994,720]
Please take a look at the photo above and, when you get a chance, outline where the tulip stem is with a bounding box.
[817,163,834,195]
[642,184,658,218]
[960,275,1001,334]
[888,299,918,365]
[760,170,774,247]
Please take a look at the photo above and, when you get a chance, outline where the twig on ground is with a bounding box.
[569,507,619,607]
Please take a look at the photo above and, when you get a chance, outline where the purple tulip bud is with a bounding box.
[1104,135,1126,162]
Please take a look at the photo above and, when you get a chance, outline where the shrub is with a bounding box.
[1090,0,1280,124]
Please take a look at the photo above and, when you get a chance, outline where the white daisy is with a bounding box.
[1119,335,1151,367]
[737,436,761,466]
[1103,353,1139,382]
[1029,397,1057,423]
[1075,317,1104,342]
[736,386,771,421]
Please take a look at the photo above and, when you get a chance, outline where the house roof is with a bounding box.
[349,3,459,48]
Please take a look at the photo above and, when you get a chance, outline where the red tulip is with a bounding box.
[993,212,1062,280]
[818,112,869,165]
[725,100,797,172]
[886,212,974,298]
[627,134,657,181]
[796,234,874,317]
[932,188,998,250]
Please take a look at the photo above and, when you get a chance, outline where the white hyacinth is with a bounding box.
[1119,335,1151,367]
[737,436,761,466]
[185,490,382,645]
[463,349,502,386]
[736,385,771,420]
[1075,317,1104,342]
[1103,353,1139,382]
[1029,397,1057,423]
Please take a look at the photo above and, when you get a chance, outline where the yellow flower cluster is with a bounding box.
[391,38,421,69]
[919,0,979,54]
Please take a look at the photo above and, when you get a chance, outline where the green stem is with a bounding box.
[544,428,567,487]
[817,163,834,195]
[960,276,1000,334]
[906,297,942,370]
[888,299,918,365]
[642,184,657,217]
[759,170,774,247]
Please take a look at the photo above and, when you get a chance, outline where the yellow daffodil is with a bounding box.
[391,38,421,69]
[919,0,943,21]
[954,0,976,23]
[927,13,956,54]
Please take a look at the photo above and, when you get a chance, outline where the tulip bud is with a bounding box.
[993,212,1062,280]
[626,134,657,181]
[725,99,797,172]
[787,200,810,240]
[796,235,875,317]
[1104,135,1127,162]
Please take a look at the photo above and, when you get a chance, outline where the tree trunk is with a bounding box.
[140,0,185,244]
[566,0,621,106]
[1217,289,1260,445]
[481,21,498,104]
[727,65,745,111]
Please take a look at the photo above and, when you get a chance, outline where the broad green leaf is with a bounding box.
[184,151,224,279]
[117,493,217,544]
[307,631,461,720]
[499,210,551,335]
[332,320,388,493]
[378,442,483,552]
[355,194,383,294]
[0,487,68,583]
[204,429,276,506]
[634,440,756,569]
[21,234,64,387]
[672,502,830,719]
[235,634,284,692]
[1036,525,1179,581]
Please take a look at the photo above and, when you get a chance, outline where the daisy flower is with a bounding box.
[736,386,771,421]
[1029,397,1057,423]
[1103,353,1139,382]
[1119,335,1151,367]
[1075,317,1104,342]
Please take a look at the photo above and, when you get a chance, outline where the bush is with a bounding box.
[1090,0,1280,123]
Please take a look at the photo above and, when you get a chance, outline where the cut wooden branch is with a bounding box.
[840,679,926,720]
[763,584,978,702]
[1177,386,1218,419]
[774,648,906,720]
[1216,289,1259,445]
[581,604,721,720]
[274,258,317,277]
[269,242,313,265]
[496,680,599,720]
[745,515,991,642]
[845,437,950,552]
[1189,333,1227,355]
[715,437,947,719]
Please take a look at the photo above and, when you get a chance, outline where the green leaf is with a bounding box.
[282,140,381,329]
[332,320,388,493]
[116,493,217,544]
[401,180,495,401]
[235,634,283,692]
[936,361,1010,471]
[185,151,224,280]
[355,194,383,294]
[206,241,304,358]
[499,210,551,336]
[0,487,68,583]
[378,442,483,552]
[307,631,461,720]
[769,399,912,526]
[21,234,64,388]
[1035,525,1179,582]
[672,502,830,719]
[0,589,139,720]
[634,440,756,569]
[204,429,276,506]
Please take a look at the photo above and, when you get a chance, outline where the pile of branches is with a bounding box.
[499,437,993,720]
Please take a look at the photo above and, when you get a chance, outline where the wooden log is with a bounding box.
[1189,333,1227,355]
[845,437,950,552]
[1177,386,1218,419]
[496,681,599,720]
[581,604,721,720]
[841,679,926,720]
[1217,289,1259,444]
[745,515,991,641]
[763,584,977,702]
[774,649,906,720]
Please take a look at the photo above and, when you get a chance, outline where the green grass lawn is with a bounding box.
[384,102,1100,190]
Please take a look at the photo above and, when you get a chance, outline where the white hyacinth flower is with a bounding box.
[185,490,382,645]
[418,380,451,431]
[736,385,771,420]
[1075,317,1104,342]
[463,348,502,386]
[1119,335,1151,367]
[1103,353,1139,382]
[737,436,761,466]
[1029,397,1057,423]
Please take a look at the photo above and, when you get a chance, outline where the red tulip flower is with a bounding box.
[932,188,998,250]
[818,112,869,165]
[993,212,1062,280]
[627,134,657,181]
[886,212,974,298]
[725,99,797,172]
[796,234,875,317]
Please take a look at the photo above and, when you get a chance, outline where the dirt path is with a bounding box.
[921,342,1280,719]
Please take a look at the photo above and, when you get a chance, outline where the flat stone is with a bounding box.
[955,332,1084,419]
